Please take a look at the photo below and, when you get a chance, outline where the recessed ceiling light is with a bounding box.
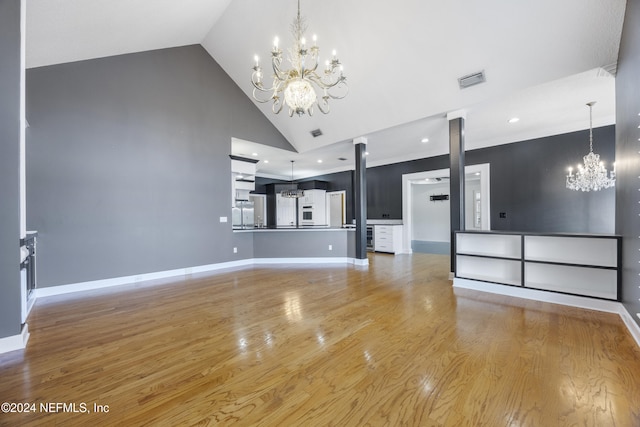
[317,159,323,163]
[252,152,258,156]
[421,138,429,143]
[237,175,243,180]
[264,160,269,163]
[365,151,370,156]
[508,117,520,123]
[475,172,480,176]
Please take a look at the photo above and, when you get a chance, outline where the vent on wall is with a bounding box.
[458,70,486,89]
[310,129,323,138]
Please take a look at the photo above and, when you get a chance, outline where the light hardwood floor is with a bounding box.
[1,253,639,426]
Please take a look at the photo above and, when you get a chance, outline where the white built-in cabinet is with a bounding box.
[276,194,296,227]
[374,225,404,254]
[455,231,621,301]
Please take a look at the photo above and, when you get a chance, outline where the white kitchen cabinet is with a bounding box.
[276,194,296,227]
[298,189,327,225]
[374,225,403,254]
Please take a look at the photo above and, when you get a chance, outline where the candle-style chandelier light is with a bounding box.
[566,102,616,192]
[250,0,348,117]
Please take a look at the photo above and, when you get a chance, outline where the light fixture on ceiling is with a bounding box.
[421,138,429,143]
[508,117,520,123]
[566,102,615,192]
[281,160,304,198]
[251,0,348,117]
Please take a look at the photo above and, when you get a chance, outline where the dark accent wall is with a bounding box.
[367,156,450,219]
[285,126,615,234]
[0,0,22,338]
[467,126,615,233]
[615,0,640,327]
[26,45,292,288]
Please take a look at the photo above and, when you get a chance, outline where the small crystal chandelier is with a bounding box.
[281,161,304,198]
[251,0,348,117]
[566,102,616,192]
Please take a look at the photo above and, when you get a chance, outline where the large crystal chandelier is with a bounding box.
[566,102,616,192]
[251,0,348,117]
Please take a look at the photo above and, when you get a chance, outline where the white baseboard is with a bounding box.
[35,259,255,298]
[453,278,640,349]
[0,323,29,354]
[618,308,640,349]
[253,257,357,265]
[34,257,362,299]
[353,258,369,266]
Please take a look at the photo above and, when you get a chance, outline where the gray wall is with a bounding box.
[616,0,640,327]
[253,230,353,258]
[0,0,22,338]
[26,45,292,288]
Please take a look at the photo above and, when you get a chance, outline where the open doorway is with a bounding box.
[327,191,346,227]
[401,163,490,254]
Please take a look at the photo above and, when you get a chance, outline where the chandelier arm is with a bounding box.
[326,82,349,100]
[313,73,347,91]
[305,54,320,75]
[316,97,330,114]
[271,56,290,82]
[307,73,340,89]
[305,74,349,100]
[252,87,276,103]
[251,79,276,93]
[272,97,284,114]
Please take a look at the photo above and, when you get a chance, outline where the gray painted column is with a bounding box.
[354,137,368,260]
[449,114,465,273]
[0,0,23,340]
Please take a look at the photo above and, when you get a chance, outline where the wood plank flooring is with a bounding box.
[1,253,639,426]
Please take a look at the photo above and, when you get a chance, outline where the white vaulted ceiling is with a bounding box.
[26,0,627,179]
[26,0,233,68]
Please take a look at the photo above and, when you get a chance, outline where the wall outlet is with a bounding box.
[328,245,332,251]
[233,247,238,253]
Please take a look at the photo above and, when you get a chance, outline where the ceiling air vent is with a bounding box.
[310,129,323,138]
[458,70,486,89]
[338,157,348,161]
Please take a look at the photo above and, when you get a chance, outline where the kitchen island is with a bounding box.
[233,227,359,263]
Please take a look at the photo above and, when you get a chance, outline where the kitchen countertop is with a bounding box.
[366,220,403,225]
[233,226,354,232]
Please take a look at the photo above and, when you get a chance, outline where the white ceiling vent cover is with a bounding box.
[458,70,486,89]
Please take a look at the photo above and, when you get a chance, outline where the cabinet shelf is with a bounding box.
[456,252,521,261]
[454,231,621,301]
